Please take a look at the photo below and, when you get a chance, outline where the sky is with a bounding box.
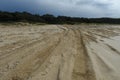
[0,0,120,18]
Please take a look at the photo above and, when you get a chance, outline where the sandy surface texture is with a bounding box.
[0,24,120,80]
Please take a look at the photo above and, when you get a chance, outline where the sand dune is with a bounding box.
[0,24,120,80]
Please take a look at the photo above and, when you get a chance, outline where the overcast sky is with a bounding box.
[0,0,120,18]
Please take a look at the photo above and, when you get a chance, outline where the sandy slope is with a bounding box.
[0,24,120,80]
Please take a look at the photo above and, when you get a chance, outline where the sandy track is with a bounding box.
[0,24,120,80]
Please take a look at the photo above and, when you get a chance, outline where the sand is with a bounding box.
[0,23,120,80]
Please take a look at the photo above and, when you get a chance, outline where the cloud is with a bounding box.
[0,0,120,18]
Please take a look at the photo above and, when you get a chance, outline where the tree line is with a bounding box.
[0,11,120,24]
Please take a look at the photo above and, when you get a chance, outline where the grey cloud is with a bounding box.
[76,0,92,5]
[76,0,110,9]
[0,0,120,18]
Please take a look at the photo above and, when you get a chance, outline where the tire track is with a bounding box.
[72,29,96,80]
[1,32,63,80]
[28,26,76,80]
[1,24,120,80]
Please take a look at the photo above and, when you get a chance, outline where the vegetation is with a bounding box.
[0,11,120,24]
